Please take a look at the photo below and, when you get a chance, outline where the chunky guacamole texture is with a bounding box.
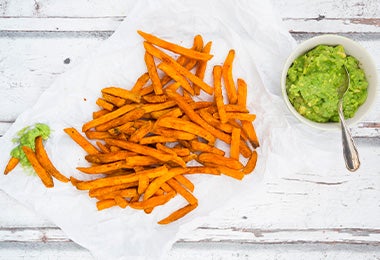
[10,123,51,167]
[286,44,368,123]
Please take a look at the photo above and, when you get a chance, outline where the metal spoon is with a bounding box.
[337,65,360,171]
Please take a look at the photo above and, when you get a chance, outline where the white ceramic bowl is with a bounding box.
[281,34,378,130]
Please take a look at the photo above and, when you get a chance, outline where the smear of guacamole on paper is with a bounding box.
[286,45,368,123]
[10,123,51,167]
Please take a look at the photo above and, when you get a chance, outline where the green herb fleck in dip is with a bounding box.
[10,123,51,167]
[286,44,368,123]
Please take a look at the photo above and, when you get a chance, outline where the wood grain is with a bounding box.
[0,0,379,259]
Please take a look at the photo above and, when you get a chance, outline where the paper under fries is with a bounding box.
[61,30,260,224]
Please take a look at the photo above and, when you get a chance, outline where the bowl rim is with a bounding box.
[281,34,378,131]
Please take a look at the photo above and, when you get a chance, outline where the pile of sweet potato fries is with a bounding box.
[5,31,259,224]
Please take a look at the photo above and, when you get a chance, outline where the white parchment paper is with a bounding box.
[0,0,347,259]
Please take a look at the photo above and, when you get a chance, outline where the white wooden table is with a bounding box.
[1,0,379,259]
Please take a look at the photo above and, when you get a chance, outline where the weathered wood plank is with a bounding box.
[1,226,379,245]
[0,17,379,33]
[0,0,379,18]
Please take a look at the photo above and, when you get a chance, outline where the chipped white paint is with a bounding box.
[0,0,379,259]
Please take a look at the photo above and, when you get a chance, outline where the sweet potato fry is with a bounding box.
[241,120,260,148]
[167,178,197,205]
[243,150,258,174]
[64,127,99,154]
[174,175,194,192]
[144,51,163,95]
[85,150,134,164]
[101,87,141,103]
[85,131,113,140]
[115,196,129,208]
[138,175,150,194]
[198,152,243,170]
[158,203,198,225]
[213,65,228,123]
[237,78,247,108]
[4,157,19,175]
[35,136,69,183]
[83,104,139,132]
[139,136,177,145]
[77,160,128,174]
[131,73,150,93]
[102,93,126,107]
[226,112,256,122]
[194,41,212,95]
[96,98,114,111]
[138,31,212,61]
[222,49,238,104]
[230,127,241,160]
[93,109,109,119]
[22,146,54,188]
[95,108,145,132]
[97,199,117,211]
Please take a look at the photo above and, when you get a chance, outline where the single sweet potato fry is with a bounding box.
[138,30,212,61]
[101,87,141,103]
[22,146,54,188]
[4,157,19,175]
[35,136,69,183]
[64,127,99,155]
[222,49,238,104]
[158,203,198,225]
[167,178,197,204]
[213,65,228,123]
[144,51,163,95]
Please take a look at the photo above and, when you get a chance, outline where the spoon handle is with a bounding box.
[338,102,360,171]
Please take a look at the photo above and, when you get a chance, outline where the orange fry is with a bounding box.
[213,65,228,123]
[101,87,141,103]
[83,104,138,132]
[158,203,198,225]
[222,49,238,104]
[243,150,258,174]
[22,146,54,188]
[35,136,69,183]
[144,51,163,95]
[4,157,19,175]
[167,178,197,204]
[237,78,247,108]
[64,127,99,154]
[230,127,241,160]
[138,30,213,61]
[194,41,212,95]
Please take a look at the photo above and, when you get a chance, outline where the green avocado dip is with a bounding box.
[10,123,51,167]
[286,44,368,123]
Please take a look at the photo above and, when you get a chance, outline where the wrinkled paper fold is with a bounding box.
[0,0,344,259]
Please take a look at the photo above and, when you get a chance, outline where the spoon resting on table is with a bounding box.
[337,65,360,172]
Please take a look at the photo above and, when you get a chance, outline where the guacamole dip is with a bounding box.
[286,44,368,123]
[10,123,51,167]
